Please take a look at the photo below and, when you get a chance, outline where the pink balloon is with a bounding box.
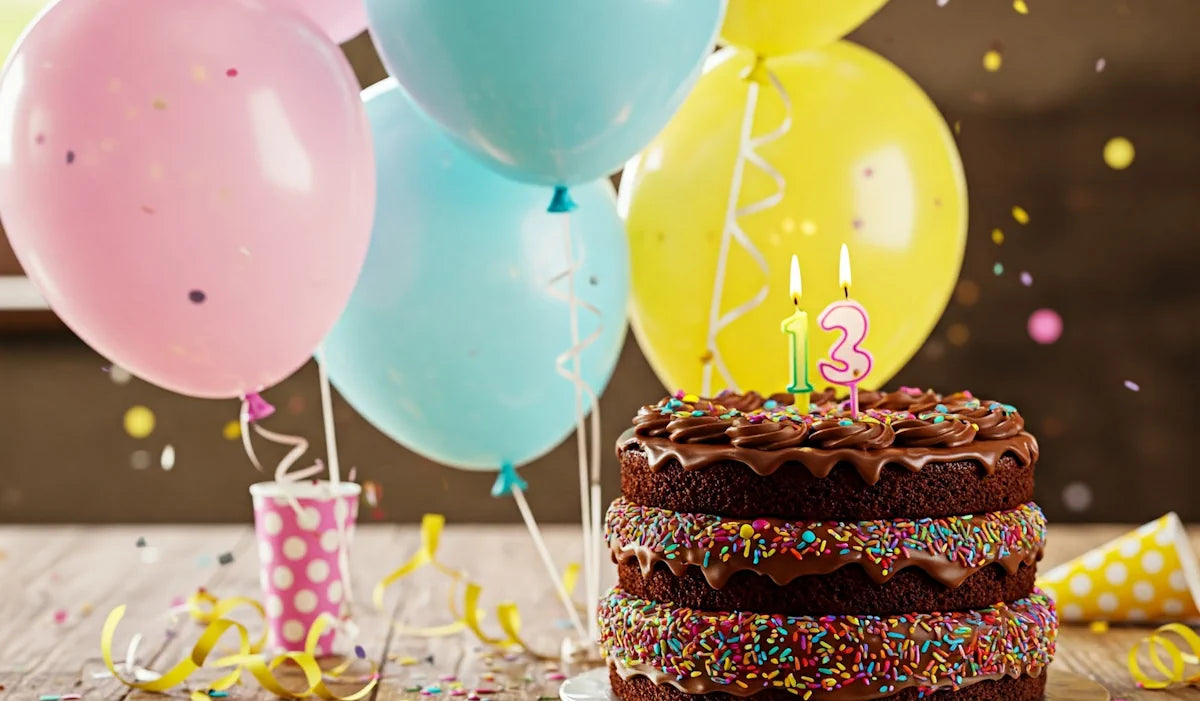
[0,0,375,399]
[261,0,368,44]
[1027,308,1063,345]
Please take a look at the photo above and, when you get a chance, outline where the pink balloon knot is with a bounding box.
[244,392,276,422]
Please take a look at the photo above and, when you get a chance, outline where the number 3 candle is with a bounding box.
[818,244,873,417]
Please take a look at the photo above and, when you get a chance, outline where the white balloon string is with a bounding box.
[316,345,342,486]
[702,66,793,396]
[510,484,589,640]
[546,209,605,642]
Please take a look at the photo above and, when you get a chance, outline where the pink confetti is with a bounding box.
[1027,308,1063,344]
[1020,271,1033,286]
[1124,380,1140,392]
[53,609,68,624]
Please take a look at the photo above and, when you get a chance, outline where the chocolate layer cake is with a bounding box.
[598,388,1057,699]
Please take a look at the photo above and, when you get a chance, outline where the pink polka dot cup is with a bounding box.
[250,481,360,655]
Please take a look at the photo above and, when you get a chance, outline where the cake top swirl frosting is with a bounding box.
[632,386,1025,451]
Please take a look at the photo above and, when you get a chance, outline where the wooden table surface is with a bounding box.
[1,524,1197,700]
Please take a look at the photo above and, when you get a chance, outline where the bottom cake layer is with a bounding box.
[598,588,1056,700]
[610,667,1047,700]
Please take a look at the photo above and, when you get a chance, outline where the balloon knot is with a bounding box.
[547,186,577,214]
[743,55,771,86]
[243,392,276,422]
[491,462,528,498]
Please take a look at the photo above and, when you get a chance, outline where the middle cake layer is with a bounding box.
[608,498,1045,615]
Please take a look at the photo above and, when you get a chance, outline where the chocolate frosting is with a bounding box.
[622,388,1038,485]
[599,587,1058,700]
[606,498,1047,590]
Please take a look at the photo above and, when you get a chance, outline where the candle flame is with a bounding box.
[789,254,801,305]
[838,243,852,294]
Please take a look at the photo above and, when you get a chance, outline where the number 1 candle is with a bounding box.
[780,255,813,412]
[818,244,873,418]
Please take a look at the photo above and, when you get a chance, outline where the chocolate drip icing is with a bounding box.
[621,427,1039,486]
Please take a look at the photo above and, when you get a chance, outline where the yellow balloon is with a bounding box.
[620,44,967,395]
[721,0,889,56]
[1,0,48,64]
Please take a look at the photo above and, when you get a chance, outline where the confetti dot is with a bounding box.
[1132,580,1155,602]
[262,511,283,536]
[1013,0,1029,13]
[1020,271,1033,286]
[947,323,970,347]
[1089,620,1109,633]
[1069,572,1093,596]
[217,551,233,565]
[1062,482,1093,512]
[109,365,132,385]
[222,420,241,440]
[65,150,75,164]
[991,228,1005,245]
[1103,137,1135,170]
[273,565,294,589]
[124,406,156,439]
[282,619,305,643]
[954,280,980,307]
[226,68,239,77]
[952,120,962,134]
[1142,550,1165,574]
[1027,308,1063,344]
[992,262,1005,276]
[307,559,330,583]
[130,450,151,470]
[188,290,206,304]
[983,50,1003,72]
[282,537,307,561]
[294,589,318,614]
[152,98,167,111]
[1012,206,1030,224]
[160,444,175,471]
[1095,57,1106,72]
[1124,380,1140,392]
[191,66,208,82]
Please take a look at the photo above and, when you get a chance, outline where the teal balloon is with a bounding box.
[322,80,630,471]
[364,0,725,187]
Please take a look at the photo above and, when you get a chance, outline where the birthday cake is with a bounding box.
[598,388,1057,700]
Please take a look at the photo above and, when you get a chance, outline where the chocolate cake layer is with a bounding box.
[610,669,1047,701]
[617,559,1038,616]
[620,444,1035,520]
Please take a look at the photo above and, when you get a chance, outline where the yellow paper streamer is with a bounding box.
[1129,623,1200,690]
[102,602,377,700]
[374,513,581,656]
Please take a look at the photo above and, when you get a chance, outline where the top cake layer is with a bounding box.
[619,387,1039,520]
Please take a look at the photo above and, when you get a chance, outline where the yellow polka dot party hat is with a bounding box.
[1039,512,1200,623]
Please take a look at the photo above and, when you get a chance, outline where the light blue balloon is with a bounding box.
[364,0,725,187]
[322,80,630,471]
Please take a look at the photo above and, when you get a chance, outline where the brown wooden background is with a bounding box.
[0,0,1196,525]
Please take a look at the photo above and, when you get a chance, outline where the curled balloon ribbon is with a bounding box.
[101,603,378,700]
[701,61,793,396]
[1129,623,1200,690]
[240,393,324,486]
[373,513,580,657]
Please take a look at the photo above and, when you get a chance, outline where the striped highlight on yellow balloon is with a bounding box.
[1038,513,1200,623]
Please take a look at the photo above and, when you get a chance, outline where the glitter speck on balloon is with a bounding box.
[1012,206,1030,224]
[983,50,1003,72]
[66,150,75,164]
[1103,137,1135,170]
[1124,380,1140,392]
[188,290,206,304]
[1027,308,1063,344]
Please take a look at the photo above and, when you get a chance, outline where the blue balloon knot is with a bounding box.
[491,461,528,497]
[547,185,577,214]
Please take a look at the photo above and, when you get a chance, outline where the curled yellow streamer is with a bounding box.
[1129,623,1200,690]
[374,513,581,656]
[101,602,377,700]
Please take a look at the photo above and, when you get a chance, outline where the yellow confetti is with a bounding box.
[1090,620,1110,633]
[953,120,962,135]
[991,228,1005,245]
[1012,206,1030,224]
[152,98,167,110]
[983,50,1003,72]
[222,420,242,441]
[1013,0,1029,14]
[947,323,970,347]
[1103,136,1135,170]
[124,406,156,439]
